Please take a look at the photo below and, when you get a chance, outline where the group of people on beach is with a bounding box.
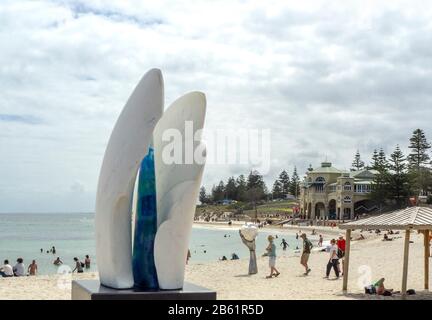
[264,232,346,280]
[0,258,38,278]
[0,258,38,277]
[0,248,92,277]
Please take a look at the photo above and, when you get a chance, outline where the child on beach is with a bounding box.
[266,235,280,278]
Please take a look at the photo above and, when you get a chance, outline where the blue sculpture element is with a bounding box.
[132,146,159,289]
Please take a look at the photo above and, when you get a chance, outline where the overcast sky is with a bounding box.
[1,0,432,212]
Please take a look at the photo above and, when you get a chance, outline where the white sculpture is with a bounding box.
[95,69,206,289]
[240,223,258,242]
[154,92,206,289]
[239,223,258,275]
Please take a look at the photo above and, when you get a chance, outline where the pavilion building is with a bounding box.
[300,161,379,220]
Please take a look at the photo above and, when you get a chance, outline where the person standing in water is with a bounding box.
[266,235,280,278]
[72,257,83,273]
[53,257,63,266]
[28,260,38,276]
[318,235,323,247]
[280,239,288,251]
[84,255,91,269]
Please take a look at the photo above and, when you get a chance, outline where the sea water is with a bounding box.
[0,213,309,275]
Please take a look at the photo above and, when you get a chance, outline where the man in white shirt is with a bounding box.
[0,259,14,277]
[13,258,26,277]
[324,239,340,279]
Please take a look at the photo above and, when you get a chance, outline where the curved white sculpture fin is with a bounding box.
[153,179,204,289]
[95,69,164,289]
[153,92,206,289]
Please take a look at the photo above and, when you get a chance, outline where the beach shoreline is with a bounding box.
[2,230,431,300]
[193,220,348,238]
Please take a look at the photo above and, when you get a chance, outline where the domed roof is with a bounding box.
[311,162,342,174]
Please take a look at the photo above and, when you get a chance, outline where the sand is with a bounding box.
[1,228,432,300]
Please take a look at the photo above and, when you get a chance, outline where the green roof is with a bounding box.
[311,162,342,174]
[350,169,377,179]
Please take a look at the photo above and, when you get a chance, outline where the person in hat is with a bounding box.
[265,235,280,278]
[337,234,346,275]
[300,233,313,275]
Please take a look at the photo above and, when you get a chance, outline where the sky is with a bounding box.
[1,0,432,212]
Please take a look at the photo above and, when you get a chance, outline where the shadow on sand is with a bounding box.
[335,290,432,300]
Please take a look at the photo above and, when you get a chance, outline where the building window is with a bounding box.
[344,182,352,191]
[315,177,325,193]
[343,196,352,203]
[354,184,372,193]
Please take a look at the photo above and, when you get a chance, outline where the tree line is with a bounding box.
[199,128,432,208]
[351,129,432,207]
[199,167,301,205]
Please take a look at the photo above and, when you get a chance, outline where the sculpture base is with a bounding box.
[72,280,217,300]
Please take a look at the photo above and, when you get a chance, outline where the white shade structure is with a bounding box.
[339,206,432,298]
[339,207,432,230]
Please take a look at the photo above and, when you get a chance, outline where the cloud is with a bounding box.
[0,114,42,124]
[1,0,432,211]
[70,181,85,193]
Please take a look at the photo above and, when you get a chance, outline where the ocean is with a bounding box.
[0,213,306,275]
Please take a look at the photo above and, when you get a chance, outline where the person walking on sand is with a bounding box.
[280,239,288,251]
[0,260,13,277]
[300,233,313,275]
[266,235,280,278]
[28,260,38,276]
[84,255,91,269]
[337,234,346,275]
[72,257,83,273]
[325,239,340,279]
[186,249,191,264]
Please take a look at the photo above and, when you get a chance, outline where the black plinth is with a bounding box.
[72,280,217,300]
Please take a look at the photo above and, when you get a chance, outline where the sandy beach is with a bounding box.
[1,226,432,300]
